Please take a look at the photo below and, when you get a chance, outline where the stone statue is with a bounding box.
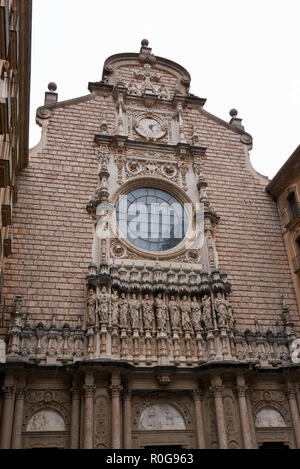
[225,299,234,329]
[118,292,128,328]
[168,295,181,331]
[87,288,96,325]
[129,293,140,329]
[158,84,169,99]
[214,292,227,328]
[202,295,213,329]
[143,294,154,330]
[180,295,192,331]
[98,285,109,324]
[155,293,168,331]
[191,296,202,331]
[111,289,119,326]
[127,80,139,95]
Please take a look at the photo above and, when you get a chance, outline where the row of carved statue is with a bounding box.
[87,286,234,333]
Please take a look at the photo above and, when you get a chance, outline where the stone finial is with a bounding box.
[229,108,244,130]
[44,82,58,105]
[48,82,57,92]
[139,38,154,61]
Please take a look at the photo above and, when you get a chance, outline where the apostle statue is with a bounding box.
[87,288,96,325]
[180,295,192,331]
[143,294,154,330]
[214,292,227,328]
[111,289,119,327]
[98,285,109,325]
[118,291,128,328]
[155,293,168,331]
[168,295,181,331]
[129,293,140,330]
[202,294,213,330]
[191,296,202,331]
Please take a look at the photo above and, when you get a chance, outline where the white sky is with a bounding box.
[30,0,300,179]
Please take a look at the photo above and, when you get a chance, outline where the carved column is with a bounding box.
[0,382,15,449]
[192,390,206,449]
[82,382,95,449]
[70,384,81,449]
[110,372,122,449]
[285,383,300,448]
[123,390,132,449]
[11,388,26,449]
[210,375,227,449]
[246,391,257,448]
[235,376,252,448]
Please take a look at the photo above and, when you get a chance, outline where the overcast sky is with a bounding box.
[30,0,300,179]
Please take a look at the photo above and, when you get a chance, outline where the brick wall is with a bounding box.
[4,88,299,333]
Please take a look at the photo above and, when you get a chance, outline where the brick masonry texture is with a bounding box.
[4,90,300,333]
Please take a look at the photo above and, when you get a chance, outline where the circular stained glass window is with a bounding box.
[116,188,188,252]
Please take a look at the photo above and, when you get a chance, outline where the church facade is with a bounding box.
[0,40,300,449]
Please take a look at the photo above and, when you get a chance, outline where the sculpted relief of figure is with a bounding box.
[98,285,109,325]
[129,293,140,329]
[180,295,192,331]
[87,288,97,325]
[202,294,213,330]
[143,294,154,330]
[225,299,234,329]
[119,292,128,328]
[111,289,119,327]
[214,292,227,328]
[155,293,168,331]
[191,296,202,331]
[168,295,181,331]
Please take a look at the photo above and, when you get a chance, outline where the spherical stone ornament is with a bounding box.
[48,82,57,92]
[141,39,149,47]
[229,108,238,117]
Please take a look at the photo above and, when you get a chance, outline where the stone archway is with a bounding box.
[132,392,195,449]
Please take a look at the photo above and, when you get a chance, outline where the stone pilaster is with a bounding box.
[246,390,257,448]
[123,389,132,449]
[285,383,300,449]
[82,380,95,449]
[110,372,122,449]
[191,390,206,449]
[0,380,15,449]
[70,384,81,449]
[11,388,26,449]
[235,375,252,448]
[210,375,227,449]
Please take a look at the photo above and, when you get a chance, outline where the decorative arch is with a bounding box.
[139,403,186,430]
[253,401,290,428]
[133,391,193,431]
[26,408,65,432]
[255,407,286,428]
[23,401,70,432]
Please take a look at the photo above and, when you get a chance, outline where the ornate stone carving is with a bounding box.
[129,293,140,329]
[143,294,154,330]
[202,295,213,330]
[180,295,192,331]
[255,408,286,428]
[87,288,96,325]
[139,403,186,430]
[26,409,65,432]
[94,395,110,448]
[98,286,109,325]
[155,293,168,331]
[118,292,128,328]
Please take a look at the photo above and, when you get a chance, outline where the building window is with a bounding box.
[116,188,188,252]
[287,192,299,219]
